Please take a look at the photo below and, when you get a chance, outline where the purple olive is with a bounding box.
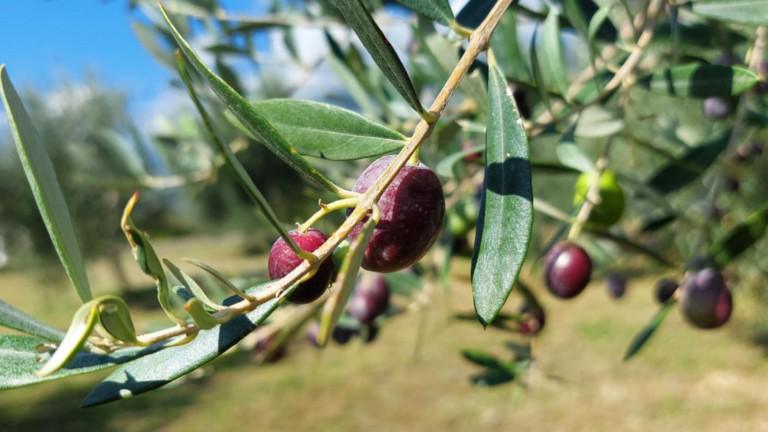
[605,273,628,299]
[655,278,679,304]
[544,242,593,299]
[350,155,445,272]
[347,275,391,324]
[518,302,546,335]
[679,268,733,329]
[268,229,333,304]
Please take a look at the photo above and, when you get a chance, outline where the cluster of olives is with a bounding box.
[267,155,444,304]
[543,241,733,330]
[306,274,391,347]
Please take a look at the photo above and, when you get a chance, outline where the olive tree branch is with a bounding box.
[130,0,515,347]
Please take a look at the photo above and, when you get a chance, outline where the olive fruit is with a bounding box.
[544,242,593,299]
[679,267,733,329]
[347,274,391,324]
[655,278,679,304]
[519,302,546,335]
[573,169,625,227]
[605,273,628,299]
[268,229,333,304]
[350,155,445,272]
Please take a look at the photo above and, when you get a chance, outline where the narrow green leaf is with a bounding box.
[394,0,455,26]
[0,65,92,303]
[623,301,675,361]
[158,5,341,194]
[588,4,613,48]
[471,61,534,326]
[462,349,503,368]
[183,258,253,301]
[710,204,768,266]
[81,283,286,407]
[175,55,304,255]
[331,0,425,114]
[0,300,65,342]
[36,299,101,376]
[563,0,590,38]
[98,298,139,344]
[638,64,759,98]
[318,217,377,346]
[691,0,768,25]
[557,125,595,173]
[436,144,484,179]
[491,11,532,84]
[647,131,731,195]
[247,99,406,161]
[540,8,570,98]
[164,259,223,311]
[529,26,553,111]
[183,299,221,330]
[574,106,624,138]
[0,335,152,389]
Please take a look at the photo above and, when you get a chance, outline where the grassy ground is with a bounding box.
[1,235,767,432]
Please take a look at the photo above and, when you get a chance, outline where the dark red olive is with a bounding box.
[347,275,390,324]
[268,229,333,304]
[655,278,679,304]
[605,273,628,299]
[544,242,592,299]
[679,268,733,329]
[350,155,445,273]
[518,302,546,335]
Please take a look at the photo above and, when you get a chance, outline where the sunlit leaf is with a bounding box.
[98,298,139,344]
[691,0,768,25]
[36,298,101,376]
[81,283,288,407]
[0,335,152,389]
[0,300,65,342]
[247,99,406,160]
[0,65,92,303]
[710,204,768,266]
[158,5,342,194]
[318,217,377,346]
[557,125,594,173]
[540,8,570,98]
[471,61,533,326]
[331,0,425,114]
[647,131,731,194]
[394,0,455,26]
[623,301,675,361]
[638,64,759,98]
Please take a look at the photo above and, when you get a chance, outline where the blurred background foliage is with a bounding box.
[1,0,768,427]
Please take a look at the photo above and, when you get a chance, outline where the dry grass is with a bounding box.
[1,236,767,432]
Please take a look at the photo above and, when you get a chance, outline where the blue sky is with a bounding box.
[0,0,267,121]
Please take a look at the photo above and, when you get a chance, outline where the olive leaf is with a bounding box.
[471,59,534,326]
[638,64,759,98]
[691,0,768,25]
[541,7,570,98]
[243,99,407,161]
[394,0,455,26]
[0,300,65,343]
[0,335,153,389]
[158,4,342,194]
[710,204,768,266]
[330,0,426,115]
[318,216,377,346]
[624,301,675,361]
[81,283,288,407]
[0,65,92,303]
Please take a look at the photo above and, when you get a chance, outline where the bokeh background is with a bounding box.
[1,1,768,431]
